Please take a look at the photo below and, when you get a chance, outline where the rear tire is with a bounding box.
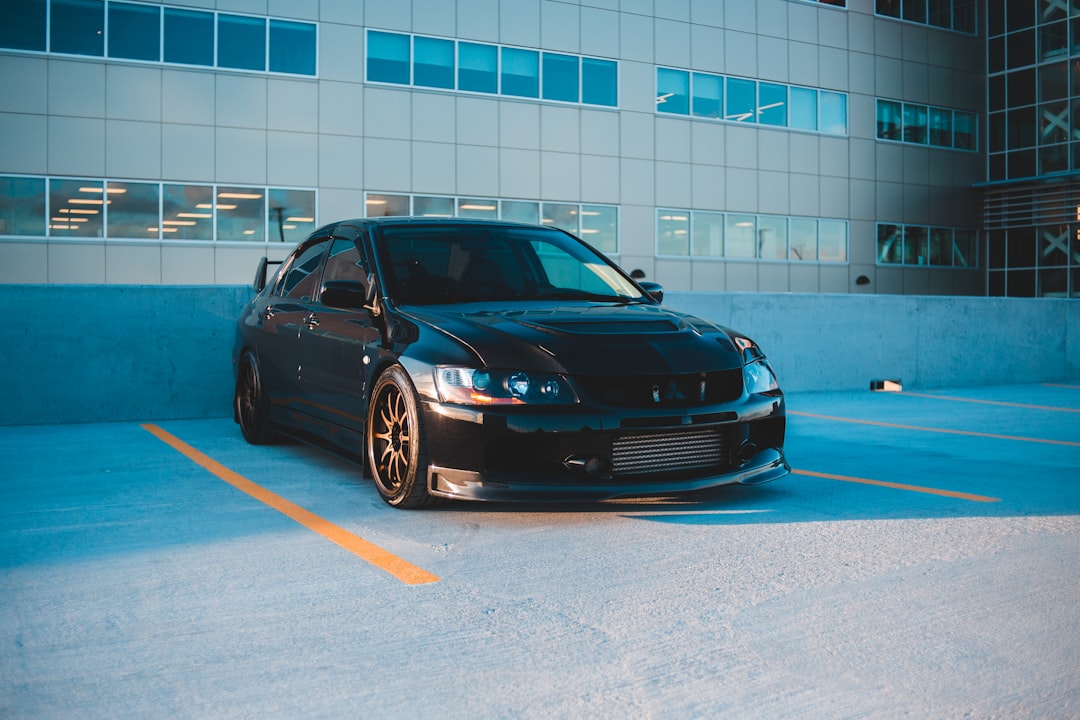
[235,352,275,445]
[366,366,436,508]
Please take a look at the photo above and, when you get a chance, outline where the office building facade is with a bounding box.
[0,0,1049,296]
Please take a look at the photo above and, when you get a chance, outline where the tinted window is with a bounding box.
[501,47,539,98]
[219,14,265,71]
[269,19,316,75]
[164,8,213,66]
[216,187,265,241]
[321,238,368,291]
[582,58,617,106]
[458,42,497,93]
[367,31,410,84]
[415,36,454,89]
[657,68,689,115]
[1,0,46,51]
[542,52,579,102]
[0,176,46,236]
[280,239,330,299]
[52,0,104,56]
[726,78,756,122]
[109,2,160,61]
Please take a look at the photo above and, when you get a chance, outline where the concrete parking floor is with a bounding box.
[2,384,1079,719]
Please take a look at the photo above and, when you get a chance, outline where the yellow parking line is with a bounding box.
[1043,383,1080,390]
[142,424,440,586]
[900,391,1080,413]
[789,410,1080,447]
[793,468,1000,503]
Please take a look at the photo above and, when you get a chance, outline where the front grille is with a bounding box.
[611,428,724,476]
[575,370,743,408]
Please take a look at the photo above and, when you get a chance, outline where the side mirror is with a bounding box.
[638,281,664,304]
[321,280,369,310]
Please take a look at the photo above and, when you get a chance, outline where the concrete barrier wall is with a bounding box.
[1,285,1077,426]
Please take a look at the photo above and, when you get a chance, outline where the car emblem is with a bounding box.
[652,380,684,403]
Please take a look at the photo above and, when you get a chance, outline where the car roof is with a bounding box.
[316,216,557,236]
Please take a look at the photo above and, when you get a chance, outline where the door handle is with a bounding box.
[262,306,276,321]
[304,313,319,328]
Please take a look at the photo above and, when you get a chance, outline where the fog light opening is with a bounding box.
[737,441,757,464]
[563,454,613,477]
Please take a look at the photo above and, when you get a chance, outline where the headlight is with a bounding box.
[743,359,780,394]
[435,367,578,405]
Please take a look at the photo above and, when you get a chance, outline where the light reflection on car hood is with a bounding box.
[400,302,746,375]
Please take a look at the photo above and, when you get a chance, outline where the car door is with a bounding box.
[297,235,380,433]
[256,237,331,413]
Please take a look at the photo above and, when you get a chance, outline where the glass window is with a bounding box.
[928,227,953,266]
[52,0,104,56]
[691,212,723,257]
[161,184,213,240]
[691,73,723,119]
[658,210,690,255]
[415,196,455,217]
[269,20,316,75]
[216,187,265,241]
[501,47,539,98]
[724,214,756,257]
[904,225,928,264]
[1039,20,1069,60]
[928,0,951,28]
[580,205,617,254]
[457,198,498,219]
[877,99,902,140]
[280,239,329,300]
[726,78,756,122]
[819,220,847,262]
[218,14,265,71]
[106,181,159,240]
[876,223,902,263]
[903,103,928,143]
[758,83,787,126]
[954,112,977,150]
[790,87,818,131]
[0,176,46,236]
[657,68,690,115]
[268,189,315,244]
[954,0,976,33]
[953,229,977,267]
[367,31,410,84]
[1,0,45,51]
[108,2,159,61]
[365,193,409,217]
[321,237,367,290]
[164,8,214,66]
[459,42,497,94]
[790,218,818,261]
[820,91,848,135]
[414,36,454,89]
[928,107,952,147]
[500,200,539,225]
[1040,101,1069,144]
[542,52,579,102]
[1039,62,1069,102]
[758,216,787,259]
[903,0,927,23]
[582,58,617,107]
[542,203,578,234]
[49,179,104,238]
[877,0,901,19]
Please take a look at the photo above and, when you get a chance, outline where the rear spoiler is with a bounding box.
[253,257,284,293]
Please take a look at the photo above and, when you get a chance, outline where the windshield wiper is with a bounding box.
[532,288,640,304]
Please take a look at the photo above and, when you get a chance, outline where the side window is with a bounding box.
[320,237,369,295]
[276,238,330,300]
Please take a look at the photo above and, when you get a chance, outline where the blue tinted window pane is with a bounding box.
[790,86,818,131]
[691,73,722,118]
[542,52,579,102]
[1,0,46,51]
[269,20,315,75]
[758,82,787,126]
[928,107,952,147]
[954,111,977,150]
[582,58,617,106]
[821,91,848,135]
[414,36,454,89]
[903,103,927,143]
[367,31,410,84]
[219,14,265,71]
[0,176,46,236]
[726,77,756,122]
[656,68,689,115]
[459,42,497,93]
[164,8,213,66]
[108,3,160,61]
[502,47,539,97]
[52,0,104,56]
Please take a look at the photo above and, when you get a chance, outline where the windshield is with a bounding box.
[374,224,647,305]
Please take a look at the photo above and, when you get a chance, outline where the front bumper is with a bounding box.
[421,392,788,502]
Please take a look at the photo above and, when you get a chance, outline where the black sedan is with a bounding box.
[233,217,788,508]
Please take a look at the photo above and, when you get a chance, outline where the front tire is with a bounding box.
[366,366,435,508]
[235,352,274,445]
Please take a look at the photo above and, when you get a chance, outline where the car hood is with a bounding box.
[399,302,748,375]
